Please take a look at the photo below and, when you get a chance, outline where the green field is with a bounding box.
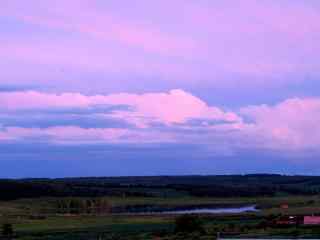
[2,175,320,239]
[2,195,320,239]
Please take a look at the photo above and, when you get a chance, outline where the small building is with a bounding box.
[275,215,303,226]
[304,216,320,225]
[274,215,320,226]
[280,203,289,209]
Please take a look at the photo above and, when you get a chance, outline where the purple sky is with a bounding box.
[1,0,320,177]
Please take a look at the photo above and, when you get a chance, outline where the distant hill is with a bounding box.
[1,174,320,200]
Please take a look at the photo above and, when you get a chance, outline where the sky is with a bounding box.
[1,0,320,178]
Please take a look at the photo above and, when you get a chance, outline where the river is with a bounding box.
[140,205,258,214]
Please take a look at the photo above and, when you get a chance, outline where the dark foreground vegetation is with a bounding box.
[2,174,320,239]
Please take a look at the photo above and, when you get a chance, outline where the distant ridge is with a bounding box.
[1,174,320,200]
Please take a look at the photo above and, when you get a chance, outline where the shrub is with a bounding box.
[2,223,13,237]
[174,215,204,233]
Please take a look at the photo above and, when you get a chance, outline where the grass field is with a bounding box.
[2,195,320,239]
[2,195,320,213]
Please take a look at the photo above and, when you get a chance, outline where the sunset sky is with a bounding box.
[1,0,320,177]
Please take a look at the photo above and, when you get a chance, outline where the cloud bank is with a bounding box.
[1,89,319,156]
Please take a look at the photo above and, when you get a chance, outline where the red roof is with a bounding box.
[304,216,320,225]
[280,204,289,209]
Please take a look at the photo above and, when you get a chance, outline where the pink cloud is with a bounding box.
[1,89,320,155]
[0,126,177,144]
[0,90,240,127]
[103,89,241,126]
[2,0,320,91]
[0,91,91,110]
[0,126,124,143]
[241,98,320,150]
[2,1,195,57]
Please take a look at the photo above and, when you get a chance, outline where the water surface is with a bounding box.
[146,205,258,214]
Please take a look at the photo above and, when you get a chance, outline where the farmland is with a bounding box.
[2,175,320,239]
